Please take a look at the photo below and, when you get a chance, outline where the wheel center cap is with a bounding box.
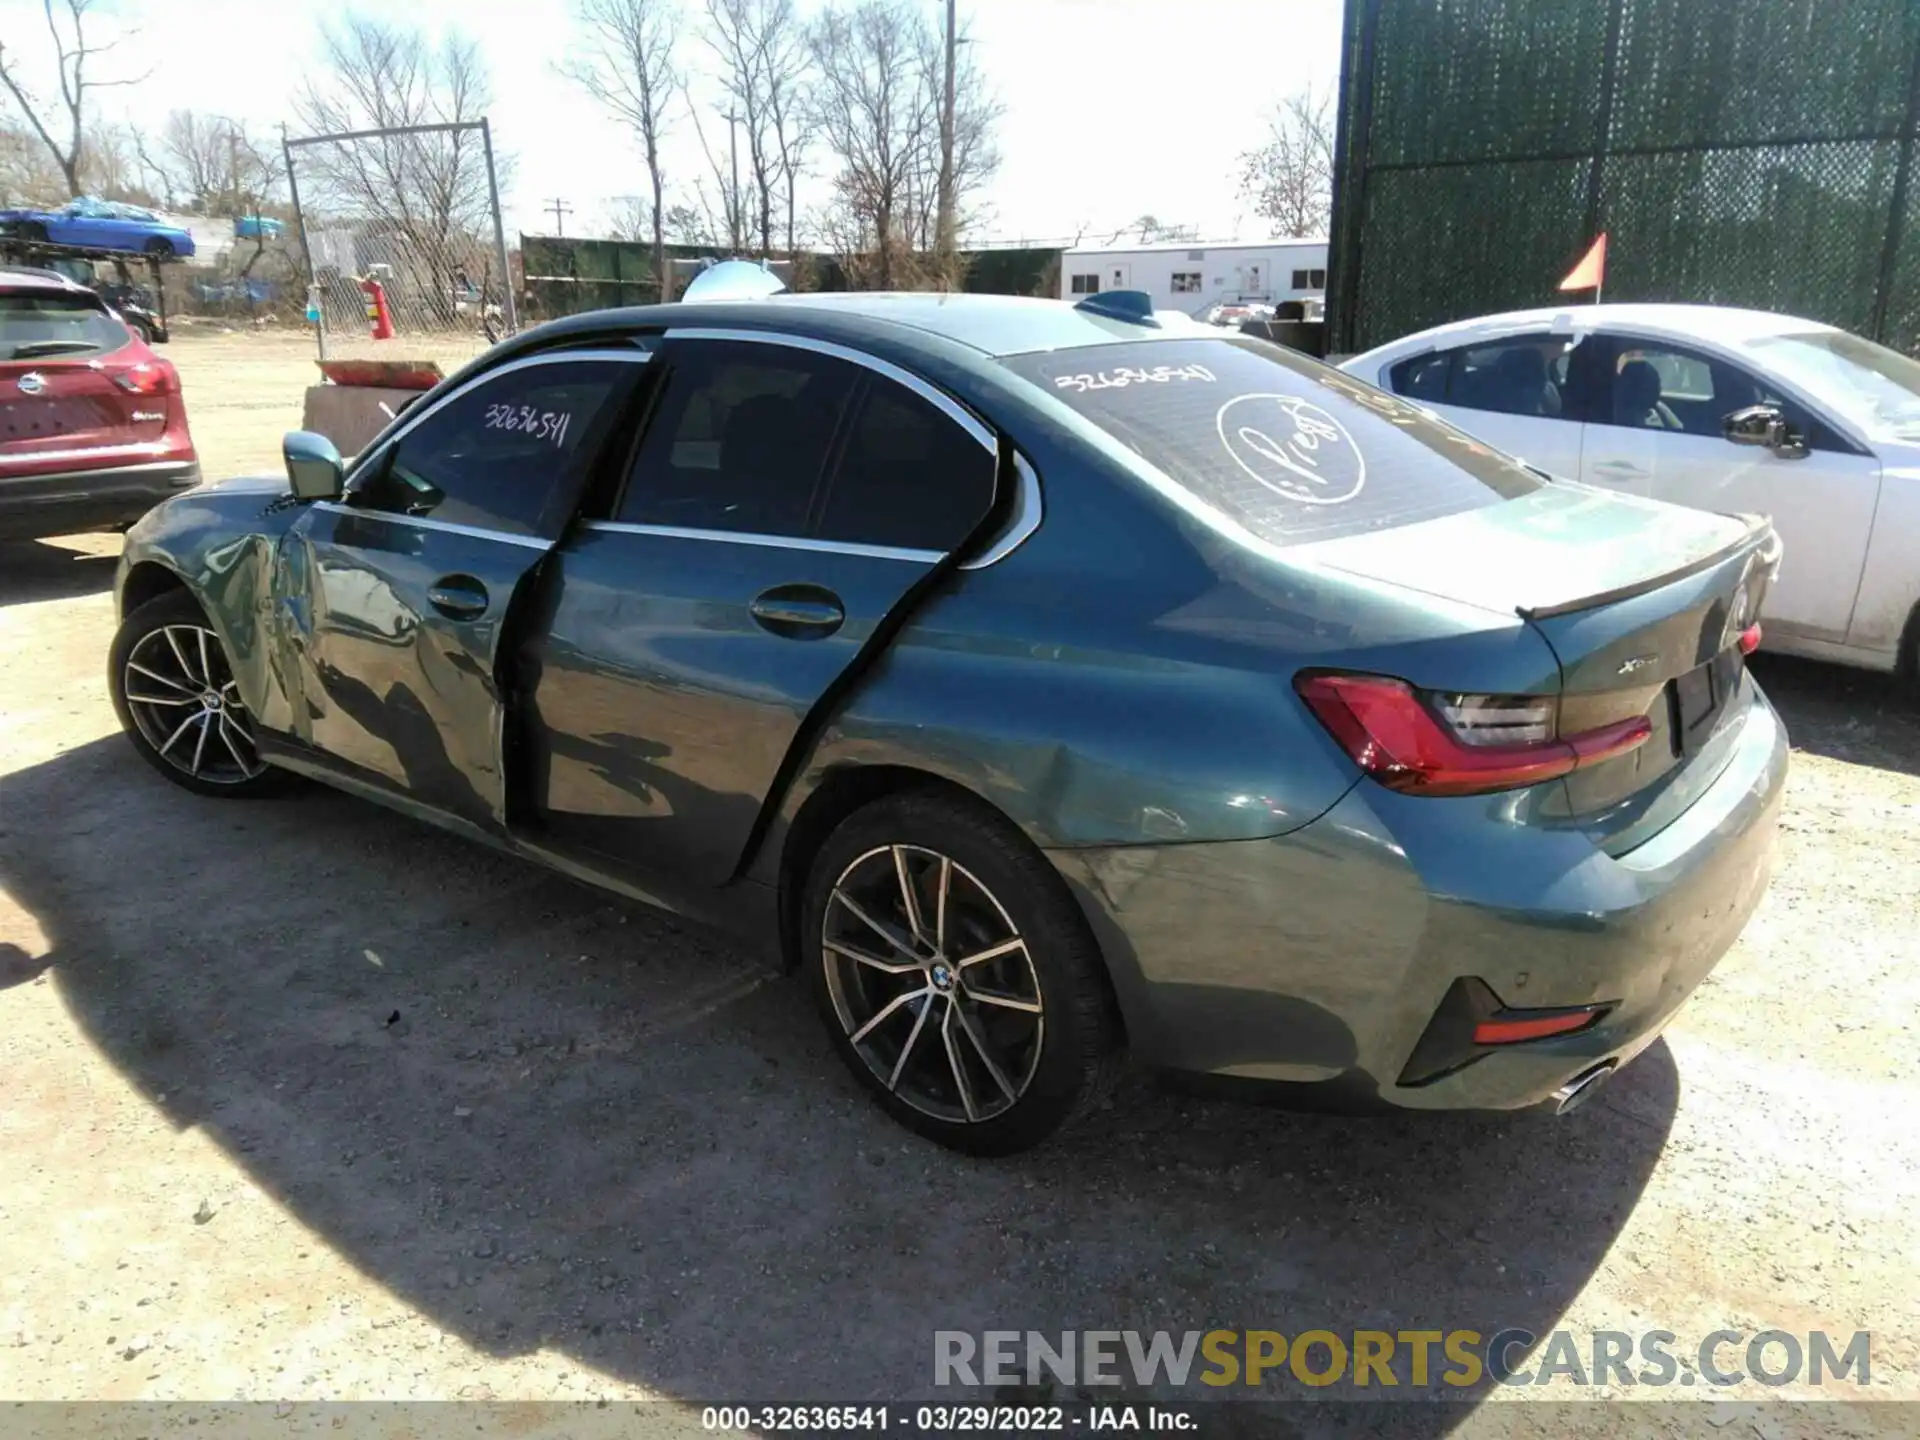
[201,692,222,711]
[929,962,955,992]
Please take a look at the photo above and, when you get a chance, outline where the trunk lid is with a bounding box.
[1,290,155,470]
[1299,483,1779,849]
[0,352,164,463]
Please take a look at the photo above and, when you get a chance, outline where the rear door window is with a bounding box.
[813,381,995,552]
[1003,337,1544,548]
[618,341,858,536]
[0,292,130,360]
[1387,333,1587,421]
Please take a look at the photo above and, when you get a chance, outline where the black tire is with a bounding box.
[108,590,293,799]
[143,237,174,258]
[803,789,1123,1155]
[21,222,49,244]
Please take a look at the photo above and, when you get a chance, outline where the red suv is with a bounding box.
[1,267,198,541]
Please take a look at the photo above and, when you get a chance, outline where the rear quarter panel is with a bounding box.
[1846,459,1920,659]
[753,417,1564,866]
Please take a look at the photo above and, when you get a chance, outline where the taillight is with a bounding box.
[1738,622,1762,655]
[109,361,180,396]
[1295,673,1652,798]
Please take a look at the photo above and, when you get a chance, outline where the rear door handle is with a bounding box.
[1590,460,1646,478]
[749,583,845,639]
[427,575,489,620]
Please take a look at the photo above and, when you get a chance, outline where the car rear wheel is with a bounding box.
[109,590,291,798]
[803,790,1122,1154]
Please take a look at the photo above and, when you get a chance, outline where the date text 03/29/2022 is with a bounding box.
[701,1406,1194,1433]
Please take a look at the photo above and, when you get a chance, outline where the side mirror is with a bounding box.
[1723,404,1808,460]
[283,430,344,501]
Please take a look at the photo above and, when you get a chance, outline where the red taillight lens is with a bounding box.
[1738,622,1762,655]
[1295,673,1652,798]
[109,361,179,396]
[1473,1009,1606,1045]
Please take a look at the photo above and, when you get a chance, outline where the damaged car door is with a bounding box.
[266,350,650,831]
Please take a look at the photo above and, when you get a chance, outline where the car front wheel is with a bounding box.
[108,590,290,798]
[803,790,1122,1154]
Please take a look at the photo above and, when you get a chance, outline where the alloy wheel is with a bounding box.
[122,623,264,785]
[822,844,1045,1123]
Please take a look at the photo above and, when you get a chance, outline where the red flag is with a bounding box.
[1559,233,1607,292]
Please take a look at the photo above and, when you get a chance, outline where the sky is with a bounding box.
[4,0,1345,245]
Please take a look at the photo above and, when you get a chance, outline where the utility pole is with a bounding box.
[725,112,743,251]
[935,0,957,257]
[544,197,573,237]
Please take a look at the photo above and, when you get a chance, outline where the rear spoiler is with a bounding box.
[1516,512,1780,621]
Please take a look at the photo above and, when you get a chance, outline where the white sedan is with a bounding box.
[1341,304,1920,677]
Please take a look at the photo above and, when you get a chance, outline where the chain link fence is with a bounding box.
[1329,0,1920,354]
[285,120,516,371]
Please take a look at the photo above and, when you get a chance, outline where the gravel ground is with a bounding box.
[0,332,1916,1432]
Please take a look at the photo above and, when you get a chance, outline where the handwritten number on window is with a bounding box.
[1053,363,1216,394]
[483,401,573,447]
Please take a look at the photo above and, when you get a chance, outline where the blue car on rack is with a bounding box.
[0,197,196,258]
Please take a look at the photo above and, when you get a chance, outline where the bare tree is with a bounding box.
[810,0,994,288]
[701,0,773,255]
[914,12,997,249]
[1127,214,1198,244]
[809,0,929,288]
[759,1,812,256]
[687,105,749,251]
[0,0,148,198]
[1238,88,1336,239]
[699,0,810,258]
[133,111,277,215]
[663,201,716,247]
[565,0,681,303]
[74,119,161,205]
[0,123,67,207]
[295,18,502,324]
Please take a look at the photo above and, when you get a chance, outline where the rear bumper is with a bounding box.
[0,457,200,541]
[1050,687,1788,1111]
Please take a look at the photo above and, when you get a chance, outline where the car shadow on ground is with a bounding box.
[1751,653,1920,779]
[0,538,119,607]
[4,735,1679,1430]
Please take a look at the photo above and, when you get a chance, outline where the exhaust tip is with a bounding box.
[1551,1061,1617,1115]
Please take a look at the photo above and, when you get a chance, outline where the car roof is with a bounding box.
[512,290,1214,361]
[1348,303,1840,363]
[0,267,88,293]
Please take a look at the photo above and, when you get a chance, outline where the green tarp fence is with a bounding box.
[1328,0,1920,354]
[519,237,1060,322]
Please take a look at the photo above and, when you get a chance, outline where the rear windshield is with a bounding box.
[0,291,129,361]
[1002,337,1544,547]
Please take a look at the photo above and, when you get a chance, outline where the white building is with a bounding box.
[1056,238,1329,316]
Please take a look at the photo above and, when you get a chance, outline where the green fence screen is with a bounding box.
[1328,0,1920,354]
[519,237,1061,322]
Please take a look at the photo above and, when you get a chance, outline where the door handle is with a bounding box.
[749,583,845,640]
[1590,460,1646,477]
[427,575,490,620]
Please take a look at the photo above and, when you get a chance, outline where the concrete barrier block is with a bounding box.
[299,386,420,459]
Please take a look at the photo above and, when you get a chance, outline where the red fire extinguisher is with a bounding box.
[359,276,395,341]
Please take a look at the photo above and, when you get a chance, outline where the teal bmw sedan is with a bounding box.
[108,286,1787,1153]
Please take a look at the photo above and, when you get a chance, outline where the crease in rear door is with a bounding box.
[726,436,1024,882]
